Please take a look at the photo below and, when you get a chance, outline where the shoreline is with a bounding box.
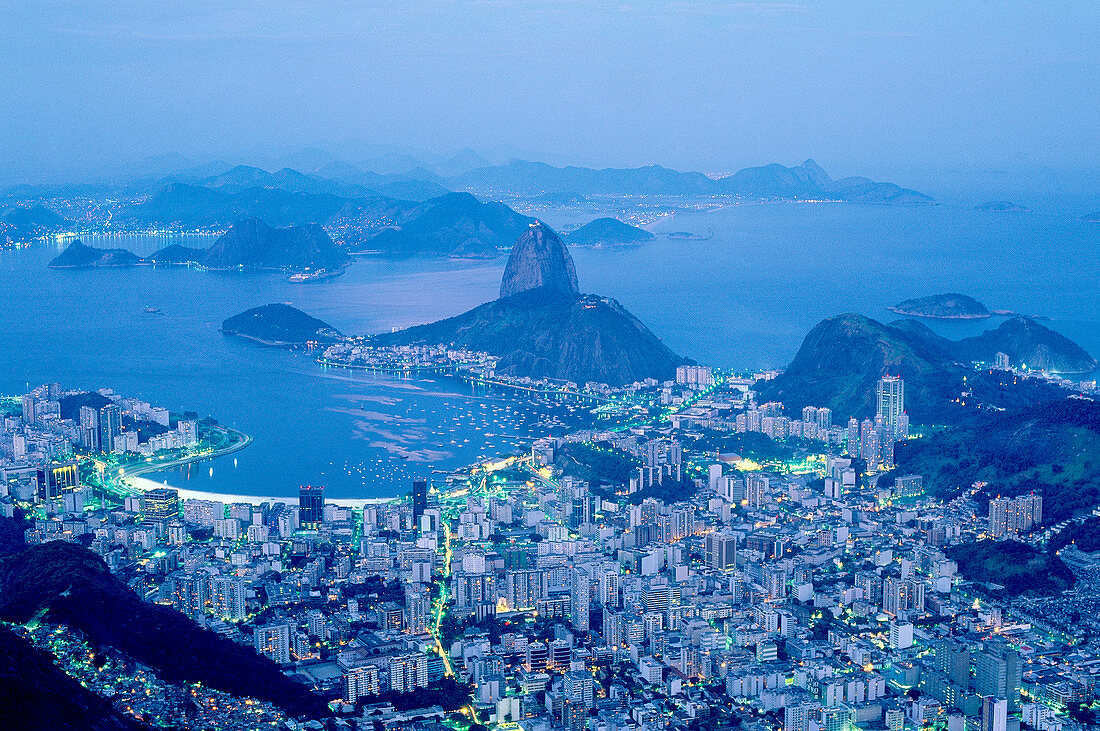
[116,426,253,482]
[127,475,398,508]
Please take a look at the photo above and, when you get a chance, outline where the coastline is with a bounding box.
[127,475,397,508]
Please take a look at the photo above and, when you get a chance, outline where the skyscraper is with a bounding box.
[98,403,122,453]
[79,406,100,451]
[299,485,324,529]
[981,696,1008,731]
[976,639,1022,711]
[570,566,591,632]
[988,497,1011,539]
[876,376,905,439]
[21,394,36,425]
[412,479,428,524]
[705,531,738,571]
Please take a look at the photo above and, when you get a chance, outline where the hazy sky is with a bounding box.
[2,1,1097,183]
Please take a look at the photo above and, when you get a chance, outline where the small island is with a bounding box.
[565,217,654,246]
[975,200,1030,212]
[888,293,991,320]
[221,303,342,347]
[48,239,143,268]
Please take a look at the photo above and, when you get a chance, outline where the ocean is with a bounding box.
[2,203,1096,499]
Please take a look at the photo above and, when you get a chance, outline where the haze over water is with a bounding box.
[2,202,1096,499]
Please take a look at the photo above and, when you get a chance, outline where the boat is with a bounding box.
[143,306,161,314]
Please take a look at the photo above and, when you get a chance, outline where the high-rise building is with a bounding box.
[976,640,1022,711]
[79,406,100,451]
[981,696,1008,731]
[21,394,37,425]
[254,623,291,665]
[35,461,80,500]
[172,572,208,619]
[143,487,179,521]
[404,584,431,634]
[705,531,738,571]
[211,575,246,621]
[570,566,591,632]
[299,485,324,529]
[876,376,905,439]
[98,404,122,453]
[507,569,548,611]
[344,664,381,702]
[389,653,428,692]
[412,479,428,524]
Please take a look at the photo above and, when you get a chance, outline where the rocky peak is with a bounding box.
[499,222,580,299]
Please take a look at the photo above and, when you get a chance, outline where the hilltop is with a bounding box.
[500,222,580,298]
[374,223,687,385]
[222,303,342,346]
[566,217,654,246]
[193,218,345,270]
[0,541,326,718]
[888,293,991,319]
[1,204,68,241]
[48,239,143,268]
[756,313,1090,422]
[953,316,1097,373]
[947,540,1075,596]
[358,192,534,258]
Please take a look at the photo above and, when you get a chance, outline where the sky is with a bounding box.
[1,1,1097,186]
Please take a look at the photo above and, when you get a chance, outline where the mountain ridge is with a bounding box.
[757,313,1092,422]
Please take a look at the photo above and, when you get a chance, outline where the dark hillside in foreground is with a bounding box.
[0,624,147,730]
[0,542,327,718]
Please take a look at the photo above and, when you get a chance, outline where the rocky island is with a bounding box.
[47,240,143,268]
[565,217,654,246]
[975,201,1030,212]
[888,293,992,319]
[372,222,687,385]
[221,304,341,347]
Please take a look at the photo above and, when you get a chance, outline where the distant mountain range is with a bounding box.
[757,313,1095,423]
[374,223,687,385]
[445,158,935,203]
[975,200,1030,212]
[355,192,535,258]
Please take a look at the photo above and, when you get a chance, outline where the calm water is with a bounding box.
[2,204,1097,498]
